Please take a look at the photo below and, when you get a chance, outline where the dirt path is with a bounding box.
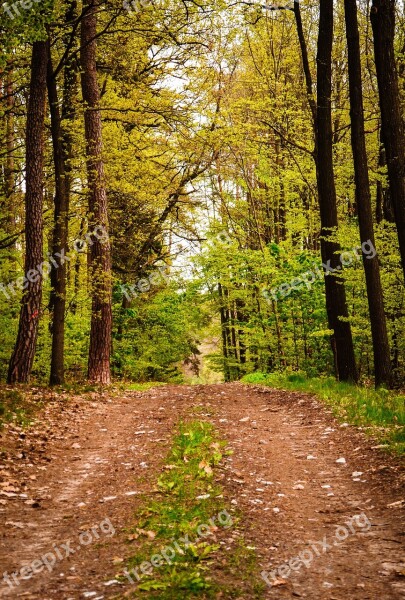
[0,383,404,599]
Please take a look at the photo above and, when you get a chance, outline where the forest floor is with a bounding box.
[0,383,404,600]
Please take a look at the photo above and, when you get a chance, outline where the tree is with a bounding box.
[47,39,69,386]
[344,0,391,387]
[47,0,78,385]
[316,0,358,382]
[293,0,316,124]
[7,41,48,383]
[80,0,112,384]
[1,0,404,386]
[370,0,405,280]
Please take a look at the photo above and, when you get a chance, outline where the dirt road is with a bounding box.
[0,384,404,599]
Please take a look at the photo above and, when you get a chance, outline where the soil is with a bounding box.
[0,383,404,599]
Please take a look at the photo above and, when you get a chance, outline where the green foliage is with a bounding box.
[0,294,19,381]
[181,5,405,386]
[0,0,404,391]
[112,286,202,382]
[192,237,334,379]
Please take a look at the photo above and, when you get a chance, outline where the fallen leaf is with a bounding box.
[199,460,213,475]
[271,578,287,587]
[387,500,404,509]
[24,500,40,508]
[136,528,156,540]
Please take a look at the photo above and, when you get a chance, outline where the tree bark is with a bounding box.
[80,0,112,384]
[293,0,317,123]
[47,1,78,385]
[344,0,391,387]
[316,0,358,382]
[375,139,394,223]
[370,0,405,280]
[47,40,69,386]
[7,41,48,384]
[235,297,246,367]
[5,66,16,238]
[218,283,231,382]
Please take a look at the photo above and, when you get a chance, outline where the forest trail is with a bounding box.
[0,383,404,600]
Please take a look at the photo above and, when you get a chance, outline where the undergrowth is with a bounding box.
[0,388,39,428]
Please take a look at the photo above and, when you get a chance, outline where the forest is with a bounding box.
[0,0,404,391]
[0,2,405,598]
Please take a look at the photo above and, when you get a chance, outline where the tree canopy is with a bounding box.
[0,0,404,387]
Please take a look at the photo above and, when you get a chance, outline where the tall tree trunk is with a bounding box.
[47,2,78,385]
[375,138,394,223]
[5,67,16,238]
[218,283,230,382]
[316,0,358,382]
[293,0,317,123]
[370,0,405,280]
[47,41,69,386]
[71,216,85,314]
[80,0,112,384]
[344,0,391,387]
[61,0,78,199]
[235,297,246,367]
[7,41,48,384]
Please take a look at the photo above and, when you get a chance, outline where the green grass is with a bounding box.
[120,420,266,599]
[242,371,405,454]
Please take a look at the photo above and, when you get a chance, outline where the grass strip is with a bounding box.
[119,419,266,599]
[242,372,404,454]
